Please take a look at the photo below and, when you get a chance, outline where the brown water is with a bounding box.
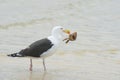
[0,0,120,80]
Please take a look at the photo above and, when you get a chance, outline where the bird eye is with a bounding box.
[60,28,63,30]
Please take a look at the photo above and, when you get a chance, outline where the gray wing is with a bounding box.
[20,38,54,57]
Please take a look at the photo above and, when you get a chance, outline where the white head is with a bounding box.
[51,26,70,41]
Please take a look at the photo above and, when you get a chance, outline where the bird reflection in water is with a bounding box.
[29,71,48,80]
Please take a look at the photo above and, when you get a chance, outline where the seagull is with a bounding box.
[7,26,70,71]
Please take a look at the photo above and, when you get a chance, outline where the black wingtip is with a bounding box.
[7,54,11,56]
[7,53,17,57]
[7,53,23,57]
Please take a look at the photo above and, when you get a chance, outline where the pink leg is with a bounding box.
[43,58,46,71]
[29,58,32,71]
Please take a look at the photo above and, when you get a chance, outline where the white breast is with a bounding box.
[40,36,59,58]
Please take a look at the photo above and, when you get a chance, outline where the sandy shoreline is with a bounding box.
[0,52,120,80]
[0,0,120,80]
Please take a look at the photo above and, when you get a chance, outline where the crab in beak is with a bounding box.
[61,28,77,43]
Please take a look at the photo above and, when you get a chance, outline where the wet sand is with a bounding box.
[0,52,120,80]
[0,0,120,80]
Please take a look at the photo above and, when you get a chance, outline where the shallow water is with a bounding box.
[0,0,120,80]
[0,53,120,80]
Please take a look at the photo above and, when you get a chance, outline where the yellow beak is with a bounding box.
[63,29,70,34]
